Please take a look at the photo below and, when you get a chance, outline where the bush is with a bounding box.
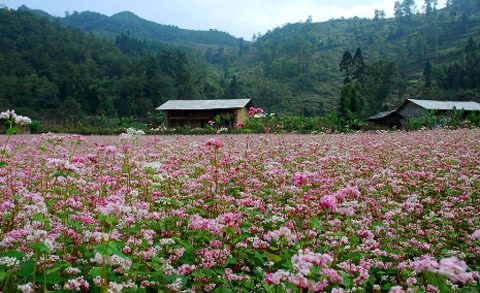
[28,120,41,134]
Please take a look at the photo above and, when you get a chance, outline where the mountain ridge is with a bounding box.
[16,5,243,49]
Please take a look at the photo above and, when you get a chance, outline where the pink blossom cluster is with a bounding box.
[247,106,265,117]
[413,255,476,283]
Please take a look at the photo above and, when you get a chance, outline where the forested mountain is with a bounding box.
[60,11,242,50]
[233,0,480,116]
[0,8,231,121]
[1,1,480,124]
[17,5,242,50]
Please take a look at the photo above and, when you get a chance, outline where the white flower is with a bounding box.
[143,162,162,172]
[14,115,32,125]
[17,283,33,293]
[1,109,31,125]
[0,256,18,267]
[158,238,175,246]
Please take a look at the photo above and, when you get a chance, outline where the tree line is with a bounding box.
[0,9,239,122]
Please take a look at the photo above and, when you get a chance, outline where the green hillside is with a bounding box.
[234,0,480,115]
[60,10,241,50]
[0,8,230,121]
[1,0,480,125]
[17,5,242,50]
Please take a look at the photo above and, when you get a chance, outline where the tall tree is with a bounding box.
[423,60,432,87]
[339,51,353,83]
[374,9,386,20]
[339,82,365,119]
[424,0,437,15]
[227,75,238,99]
[352,48,366,83]
[394,1,404,18]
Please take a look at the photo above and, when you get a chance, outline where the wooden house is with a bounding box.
[156,99,253,128]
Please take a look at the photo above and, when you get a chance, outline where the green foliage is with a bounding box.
[28,120,41,134]
[0,9,231,125]
[60,10,241,48]
[466,111,480,126]
[339,82,366,121]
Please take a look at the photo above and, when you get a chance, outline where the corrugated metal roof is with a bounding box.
[366,110,404,120]
[408,99,480,111]
[157,99,251,110]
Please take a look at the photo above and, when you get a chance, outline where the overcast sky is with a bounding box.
[3,0,444,39]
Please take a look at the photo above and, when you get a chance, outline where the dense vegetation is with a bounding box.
[59,10,241,49]
[0,8,236,123]
[235,0,480,116]
[1,0,480,128]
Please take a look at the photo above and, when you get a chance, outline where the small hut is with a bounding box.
[157,99,253,128]
[365,110,405,128]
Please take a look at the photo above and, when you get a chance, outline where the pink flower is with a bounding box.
[205,138,222,149]
[265,270,289,285]
[389,286,405,293]
[235,121,245,129]
[406,277,417,286]
[248,107,265,117]
[288,273,309,288]
[437,257,473,283]
[320,195,337,210]
[470,230,480,241]
[413,255,439,273]
[291,249,333,275]
[291,172,307,186]
[177,264,196,275]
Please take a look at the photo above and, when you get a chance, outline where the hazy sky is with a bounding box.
[3,0,444,39]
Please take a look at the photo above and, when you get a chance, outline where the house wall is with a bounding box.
[165,109,238,128]
[235,107,249,123]
[398,102,426,119]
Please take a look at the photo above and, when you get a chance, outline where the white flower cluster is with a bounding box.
[142,161,162,172]
[158,238,176,246]
[0,256,19,267]
[0,109,32,125]
[216,127,228,134]
[119,128,145,141]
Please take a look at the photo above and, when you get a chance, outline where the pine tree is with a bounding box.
[352,48,366,83]
[339,51,353,84]
[423,60,432,87]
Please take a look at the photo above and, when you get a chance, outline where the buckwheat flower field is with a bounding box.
[0,129,479,292]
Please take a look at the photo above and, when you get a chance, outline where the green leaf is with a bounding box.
[6,127,17,135]
[310,218,324,230]
[225,257,237,266]
[0,161,7,168]
[29,242,50,253]
[90,267,102,277]
[0,250,25,260]
[108,241,128,259]
[179,244,194,265]
[264,251,282,263]
[20,259,35,279]
[255,251,264,263]
[46,262,70,274]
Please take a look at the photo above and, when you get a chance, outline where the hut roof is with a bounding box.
[406,99,480,111]
[366,110,404,121]
[157,99,251,111]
